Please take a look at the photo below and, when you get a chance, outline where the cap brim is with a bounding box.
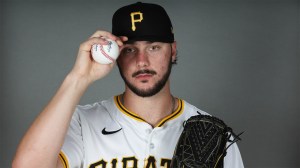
[125,35,174,44]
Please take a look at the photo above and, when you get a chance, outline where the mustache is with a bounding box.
[132,69,157,77]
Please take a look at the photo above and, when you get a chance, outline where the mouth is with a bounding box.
[132,69,157,79]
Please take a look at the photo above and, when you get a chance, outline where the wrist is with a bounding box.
[64,72,91,92]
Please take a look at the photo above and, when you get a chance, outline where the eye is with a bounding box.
[148,45,161,51]
[122,47,136,54]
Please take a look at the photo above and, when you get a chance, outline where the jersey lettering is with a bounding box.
[111,159,117,168]
[122,156,138,168]
[144,156,156,168]
[89,156,171,168]
[160,159,171,168]
[130,12,143,31]
[89,159,107,168]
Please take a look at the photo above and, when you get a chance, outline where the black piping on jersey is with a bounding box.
[156,99,183,127]
[114,95,184,127]
[115,95,146,122]
[59,152,69,168]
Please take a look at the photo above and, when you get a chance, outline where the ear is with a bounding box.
[171,41,177,63]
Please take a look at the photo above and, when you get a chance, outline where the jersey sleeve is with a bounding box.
[59,109,84,168]
[224,141,244,168]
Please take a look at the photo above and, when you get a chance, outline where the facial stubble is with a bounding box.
[118,56,173,97]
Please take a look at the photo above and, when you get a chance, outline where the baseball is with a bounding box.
[91,39,120,64]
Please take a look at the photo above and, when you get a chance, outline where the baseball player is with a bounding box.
[13,2,244,168]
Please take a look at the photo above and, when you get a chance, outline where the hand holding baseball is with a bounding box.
[70,30,126,84]
[91,38,120,64]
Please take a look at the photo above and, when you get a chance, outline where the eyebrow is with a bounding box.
[124,41,155,45]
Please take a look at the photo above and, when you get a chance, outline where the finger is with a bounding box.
[115,36,128,46]
[119,36,128,42]
[79,37,108,52]
[90,30,110,38]
[90,30,119,41]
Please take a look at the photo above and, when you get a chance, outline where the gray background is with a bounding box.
[1,0,299,167]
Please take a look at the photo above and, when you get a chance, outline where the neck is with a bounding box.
[121,84,176,127]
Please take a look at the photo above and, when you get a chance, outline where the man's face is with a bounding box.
[117,41,177,97]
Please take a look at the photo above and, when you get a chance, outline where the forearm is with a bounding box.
[12,73,89,168]
[12,30,125,168]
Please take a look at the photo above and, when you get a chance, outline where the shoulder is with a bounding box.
[73,96,116,122]
[181,99,210,119]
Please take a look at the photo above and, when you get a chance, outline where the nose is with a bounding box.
[136,51,149,68]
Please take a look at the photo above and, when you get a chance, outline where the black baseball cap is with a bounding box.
[112,2,174,43]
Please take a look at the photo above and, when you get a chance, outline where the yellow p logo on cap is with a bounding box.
[130,12,143,31]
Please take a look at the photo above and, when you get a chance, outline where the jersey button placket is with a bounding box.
[149,127,164,155]
[146,128,152,134]
[149,142,155,149]
[148,130,157,151]
[145,130,154,154]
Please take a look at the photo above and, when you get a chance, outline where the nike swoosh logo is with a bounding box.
[101,127,122,135]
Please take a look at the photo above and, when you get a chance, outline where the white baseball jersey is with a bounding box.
[59,95,244,168]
